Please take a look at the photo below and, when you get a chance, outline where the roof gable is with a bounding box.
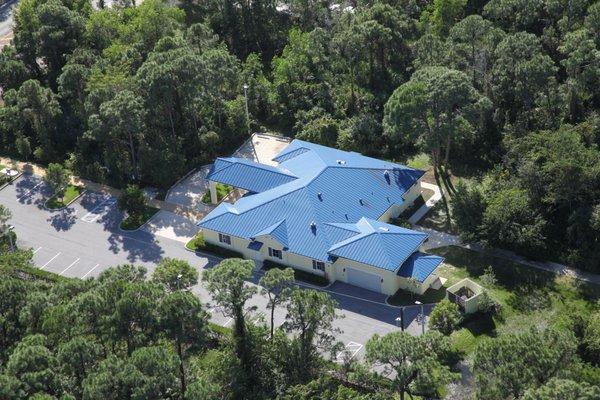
[252,219,289,248]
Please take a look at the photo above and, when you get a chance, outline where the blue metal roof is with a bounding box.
[397,252,444,282]
[199,140,435,273]
[328,218,427,271]
[252,219,289,248]
[208,157,297,193]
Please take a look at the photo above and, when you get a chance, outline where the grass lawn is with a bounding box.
[426,246,600,356]
[120,206,159,230]
[45,185,85,209]
[406,153,432,171]
[201,183,233,204]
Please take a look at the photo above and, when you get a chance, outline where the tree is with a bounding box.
[129,345,181,399]
[5,334,60,397]
[259,267,295,339]
[472,328,578,399]
[522,378,600,399]
[202,259,257,376]
[428,0,467,37]
[450,180,485,242]
[57,336,102,398]
[44,163,70,200]
[491,32,556,132]
[384,66,488,222]
[152,258,198,292]
[158,291,208,395]
[428,299,461,335]
[583,311,600,364]
[117,184,147,218]
[365,331,455,400]
[296,114,339,148]
[282,289,340,383]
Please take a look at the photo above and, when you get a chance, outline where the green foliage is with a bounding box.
[428,298,462,335]
[262,259,329,287]
[152,258,198,292]
[186,232,244,258]
[44,163,70,198]
[522,378,600,399]
[583,311,600,365]
[117,184,146,216]
[365,330,456,399]
[473,327,578,399]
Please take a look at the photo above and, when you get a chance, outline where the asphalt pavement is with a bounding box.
[1,173,431,361]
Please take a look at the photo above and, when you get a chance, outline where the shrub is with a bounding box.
[118,184,147,216]
[263,260,329,287]
[428,299,461,335]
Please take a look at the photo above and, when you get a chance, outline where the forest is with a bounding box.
[0,249,599,400]
[1,0,599,271]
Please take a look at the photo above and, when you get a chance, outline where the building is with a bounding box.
[197,139,443,295]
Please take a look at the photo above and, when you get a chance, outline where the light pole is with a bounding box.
[415,301,425,335]
[176,273,183,291]
[243,83,250,136]
[396,306,406,331]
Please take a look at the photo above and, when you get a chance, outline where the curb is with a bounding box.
[0,171,23,191]
[43,188,87,212]
[118,208,160,233]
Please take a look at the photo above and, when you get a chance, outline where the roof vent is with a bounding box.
[310,221,317,234]
[378,227,389,232]
[384,170,391,184]
[317,192,323,201]
[336,159,346,165]
[359,198,364,206]
[345,214,348,220]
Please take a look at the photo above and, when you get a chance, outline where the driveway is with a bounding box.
[1,173,431,361]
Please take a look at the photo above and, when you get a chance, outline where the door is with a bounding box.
[346,267,382,293]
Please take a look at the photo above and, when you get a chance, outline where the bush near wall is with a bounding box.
[263,260,329,287]
[186,232,244,259]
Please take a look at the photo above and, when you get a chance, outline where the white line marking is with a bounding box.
[81,197,116,222]
[33,247,42,254]
[82,264,100,279]
[40,252,61,270]
[336,341,363,361]
[223,318,233,327]
[17,182,42,200]
[59,258,80,275]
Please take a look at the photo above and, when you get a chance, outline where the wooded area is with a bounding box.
[1,0,599,271]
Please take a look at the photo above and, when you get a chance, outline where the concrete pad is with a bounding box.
[166,165,211,209]
[142,211,200,244]
[234,133,291,166]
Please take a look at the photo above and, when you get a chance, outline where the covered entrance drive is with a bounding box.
[346,267,382,293]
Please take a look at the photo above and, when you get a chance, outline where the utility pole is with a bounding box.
[415,301,425,335]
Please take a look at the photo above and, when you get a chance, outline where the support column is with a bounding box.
[209,180,218,204]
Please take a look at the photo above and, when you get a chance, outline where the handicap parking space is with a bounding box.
[0,173,50,207]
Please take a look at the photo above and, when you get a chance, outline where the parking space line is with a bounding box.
[17,182,42,201]
[81,197,117,223]
[33,247,42,254]
[223,318,233,327]
[59,258,80,275]
[82,264,100,279]
[336,341,363,362]
[40,252,61,270]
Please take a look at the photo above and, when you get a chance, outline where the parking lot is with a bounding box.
[2,173,430,360]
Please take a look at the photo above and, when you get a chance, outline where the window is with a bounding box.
[312,260,325,271]
[218,233,231,245]
[268,247,282,259]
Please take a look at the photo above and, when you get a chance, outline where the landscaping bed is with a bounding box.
[186,232,244,259]
[263,259,329,287]
[120,206,159,230]
[201,183,233,204]
[45,184,85,209]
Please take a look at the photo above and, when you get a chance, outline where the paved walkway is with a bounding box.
[413,225,600,285]
[408,182,442,224]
